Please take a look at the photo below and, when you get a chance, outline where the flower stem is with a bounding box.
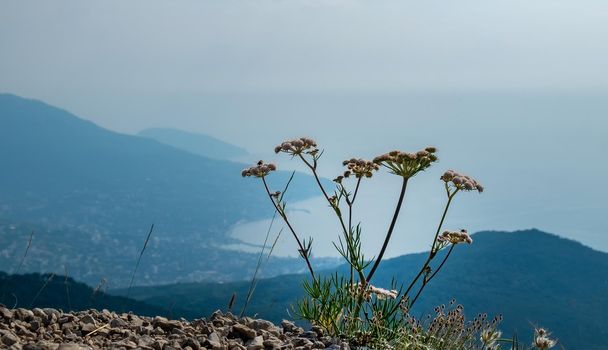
[409,244,455,308]
[262,177,315,280]
[366,176,409,283]
[394,190,457,313]
[345,178,362,285]
[298,154,350,239]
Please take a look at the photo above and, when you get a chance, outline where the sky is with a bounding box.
[1,1,607,257]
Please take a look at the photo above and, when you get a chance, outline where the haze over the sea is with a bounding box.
[1,1,607,256]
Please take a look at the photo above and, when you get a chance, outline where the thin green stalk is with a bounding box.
[126,224,155,299]
[29,273,55,308]
[262,176,315,279]
[394,189,457,314]
[298,154,350,240]
[409,244,455,308]
[90,277,107,306]
[240,211,278,317]
[15,230,34,274]
[427,244,455,282]
[241,227,283,317]
[241,171,295,317]
[64,265,72,311]
[347,178,362,285]
[366,177,409,283]
[239,171,296,317]
[349,177,409,329]
[405,191,456,294]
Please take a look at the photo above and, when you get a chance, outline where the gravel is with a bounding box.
[0,306,351,350]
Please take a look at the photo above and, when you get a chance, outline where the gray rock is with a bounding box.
[29,320,41,332]
[137,325,153,335]
[152,339,168,350]
[311,326,324,337]
[227,339,246,350]
[302,331,317,339]
[136,335,156,347]
[291,337,313,347]
[312,341,325,349]
[61,322,75,332]
[109,317,127,328]
[80,324,96,333]
[14,323,33,336]
[171,327,185,335]
[78,315,95,326]
[153,316,181,331]
[246,335,264,350]
[182,337,200,350]
[207,339,224,350]
[59,314,76,323]
[263,338,283,350]
[205,332,225,350]
[42,309,61,319]
[0,307,13,319]
[23,342,60,350]
[32,309,46,319]
[250,319,274,331]
[15,309,35,321]
[281,320,303,334]
[1,329,20,346]
[57,344,91,350]
[208,332,221,343]
[129,316,144,328]
[115,339,138,349]
[232,324,256,340]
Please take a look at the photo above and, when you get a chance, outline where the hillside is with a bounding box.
[0,272,184,318]
[115,230,608,350]
[138,127,248,161]
[0,94,330,286]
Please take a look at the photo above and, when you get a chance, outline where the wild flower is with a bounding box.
[342,158,380,179]
[274,137,318,155]
[533,328,557,349]
[242,137,546,348]
[480,328,502,346]
[438,229,474,245]
[349,282,398,301]
[373,147,438,178]
[441,169,484,193]
[241,160,277,178]
[369,285,398,300]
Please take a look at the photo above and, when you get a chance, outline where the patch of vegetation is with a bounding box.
[117,229,607,349]
[240,137,554,349]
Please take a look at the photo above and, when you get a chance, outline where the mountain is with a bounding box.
[114,230,608,350]
[0,272,192,318]
[138,128,248,161]
[0,93,331,287]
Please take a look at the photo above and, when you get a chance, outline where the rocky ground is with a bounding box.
[0,307,351,350]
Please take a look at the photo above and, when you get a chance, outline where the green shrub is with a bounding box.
[243,137,556,350]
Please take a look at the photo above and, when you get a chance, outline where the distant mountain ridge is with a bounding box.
[0,93,330,287]
[138,128,248,161]
[0,272,182,317]
[115,229,608,350]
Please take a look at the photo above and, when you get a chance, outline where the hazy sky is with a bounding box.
[1,1,607,256]
[2,1,608,97]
